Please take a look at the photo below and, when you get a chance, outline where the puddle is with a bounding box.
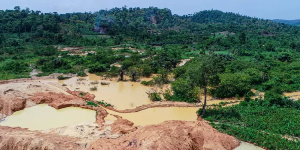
[105,107,199,126]
[54,74,162,109]
[0,104,96,130]
[234,142,264,150]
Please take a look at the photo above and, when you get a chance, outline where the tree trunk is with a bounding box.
[201,72,207,117]
[119,70,124,81]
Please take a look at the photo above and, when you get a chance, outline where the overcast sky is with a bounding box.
[1,0,299,20]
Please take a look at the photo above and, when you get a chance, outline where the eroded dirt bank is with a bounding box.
[0,120,240,150]
[88,120,240,150]
[0,126,86,150]
[0,81,70,119]
[0,79,249,150]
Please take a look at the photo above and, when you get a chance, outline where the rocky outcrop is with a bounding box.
[0,126,86,150]
[88,120,240,150]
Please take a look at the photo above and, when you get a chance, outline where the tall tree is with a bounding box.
[187,55,225,116]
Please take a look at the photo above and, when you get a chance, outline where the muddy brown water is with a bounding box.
[0,104,96,130]
[105,107,199,126]
[55,74,159,110]
[0,74,265,149]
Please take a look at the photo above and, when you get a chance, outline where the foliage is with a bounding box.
[148,92,162,101]
[199,98,300,150]
[79,92,87,97]
[170,78,200,103]
[77,71,87,77]
[141,80,155,86]
[88,63,108,73]
[90,86,97,91]
[97,100,113,107]
[212,73,251,98]
[87,101,98,107]
[57,75,70,80]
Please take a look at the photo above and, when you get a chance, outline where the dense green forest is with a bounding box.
[0,6,299,149]
[273,19,300,26]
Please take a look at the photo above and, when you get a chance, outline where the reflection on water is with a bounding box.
[0,104,96,130]
[105,107,199,126]
[57,74,162,109]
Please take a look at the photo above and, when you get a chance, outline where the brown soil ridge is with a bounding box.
[0,97,26,119]
[66,90,96,101]
[0,120,241,150]
[29,92,108,125]
[87,120,240,150]
[0,126,87,150]
[101,101,240,113]
[110,115,138,134]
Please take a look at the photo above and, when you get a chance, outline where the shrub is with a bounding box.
[171,78,200,103]
[87,101,98,107]
[212,73,251,98]
[141,80,155,86]
[163,89,173,100]
[79,92,87,97]
[57,75,70,80]
[90,86,97,91]
[88,63,107,73]
[97,100,113,107]
[148,92,162,101]
[77,71,87,77]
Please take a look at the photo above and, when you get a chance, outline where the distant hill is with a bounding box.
[273,19,300,26]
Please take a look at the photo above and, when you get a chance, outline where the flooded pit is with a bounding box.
[54,74,162,110]
[105,107,199,126]
[0,104,96,130]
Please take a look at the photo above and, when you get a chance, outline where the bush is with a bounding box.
[148,92,162,101]
[141,64,152,77]
[97,100,113,107]
[90,86,97,91]
[34,46,56,56]
[141,80,155,86]
[88,63,108,73]
[163,89,173,100]
[212,73,251,98]
[77,71,87,77]
[57,75,70,80]
[173,67,186,78]
[79,92,87,97]
[171,78,200,103]
[87,101,98,107]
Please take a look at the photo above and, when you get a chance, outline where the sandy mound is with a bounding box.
[0,120,240,150]
[110,115,137,134]
[0,126,86,150]
[44,122,120,141]
[88,120,240,150]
